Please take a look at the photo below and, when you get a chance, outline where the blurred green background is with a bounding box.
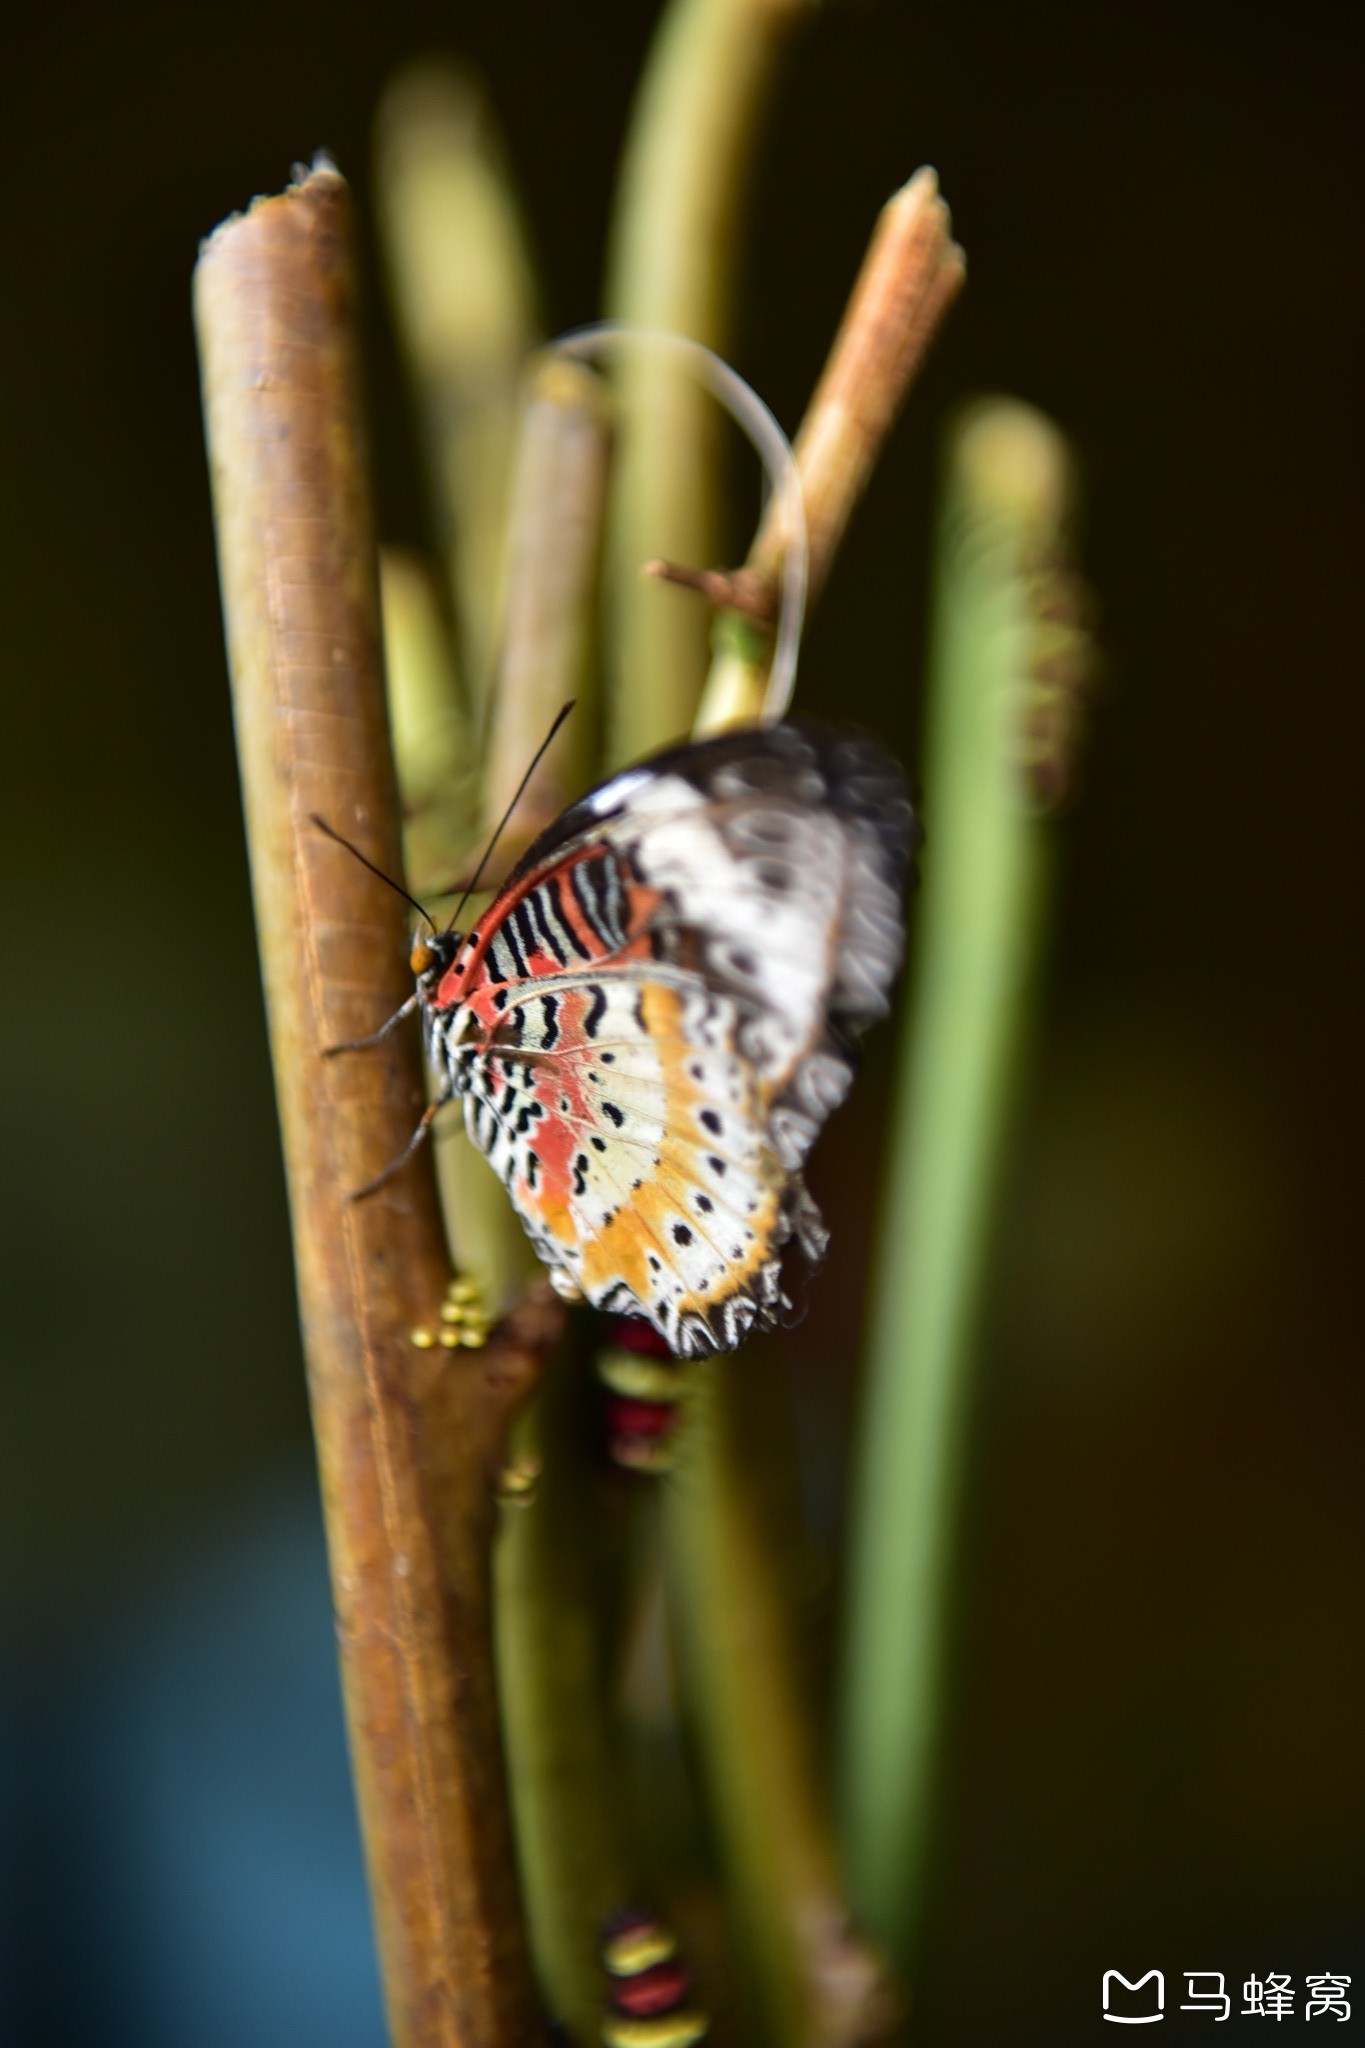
[2,1,1361,2042]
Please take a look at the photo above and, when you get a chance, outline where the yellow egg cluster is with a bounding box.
[409,1275,492,1351]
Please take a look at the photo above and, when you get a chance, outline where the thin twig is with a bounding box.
[643,556,777,623]
[752,167,964,605]
[195,161,558,2048]
[697,169,964,732]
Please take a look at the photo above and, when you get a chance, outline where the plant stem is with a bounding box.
[482,353,614,857]
[750,170,964,609]
[837,399,1087,1971]
[375,79,571,1322]
[604,0,813,765]
[646,178,966,2046]
[662,1364,901,2048]
[697,170,964,732]
[380,546,476,898]
[382,539,532,1312]
[494,1359,639,2039]
[479,364,641,2037]
[375,61,540,707]
[195,161,559,2048]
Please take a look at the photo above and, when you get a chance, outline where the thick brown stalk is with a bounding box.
[195,161,557,2048]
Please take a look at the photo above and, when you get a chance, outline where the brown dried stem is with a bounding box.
[643,556,777,623]
[482,352,615,857]
[755,166,964,605]
[698,168,965,731]
[195,161,558,2048]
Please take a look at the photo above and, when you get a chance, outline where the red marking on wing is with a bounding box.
[431,842,661,1010]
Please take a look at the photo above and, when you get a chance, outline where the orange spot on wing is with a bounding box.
[578,985,784,1317]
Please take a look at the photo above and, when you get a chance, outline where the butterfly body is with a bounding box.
[416,721,915,1357]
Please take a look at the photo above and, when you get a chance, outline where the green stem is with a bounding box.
[374,59,540,706]
[663,1363,900,2048]
[603,0,812,764]
[379,535,535,1317]
[374,61,550,1318]
[380,546,475,898]
[837,399,1087,1969]
[494,1357,638,2038]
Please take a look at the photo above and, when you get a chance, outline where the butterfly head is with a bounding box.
[409,927,461,994]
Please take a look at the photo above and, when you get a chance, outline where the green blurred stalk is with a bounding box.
[838,399,1086,1969]
[481,352,638,2038]
[379,534,532,1314]
[662,1364,898,2048]
[375,60,540,707]
[603,0,812,765]
[380,547,475,898]
[375,68,577,1320]
[495,1359,638,2040]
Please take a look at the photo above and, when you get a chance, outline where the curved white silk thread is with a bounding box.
[552,321,808,724]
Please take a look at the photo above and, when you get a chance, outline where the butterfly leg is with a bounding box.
[323,992,421,1055]
[350,1088,454,1199]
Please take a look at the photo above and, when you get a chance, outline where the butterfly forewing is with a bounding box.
[421,721,916,1357]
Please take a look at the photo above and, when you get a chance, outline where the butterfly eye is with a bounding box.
[410,939,437,977]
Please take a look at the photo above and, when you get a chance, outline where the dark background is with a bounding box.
[2,1,1361,2042]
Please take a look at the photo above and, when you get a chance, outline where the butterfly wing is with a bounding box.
[425,721,916,1356]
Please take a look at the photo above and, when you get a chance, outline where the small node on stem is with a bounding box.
[642,557,777,623]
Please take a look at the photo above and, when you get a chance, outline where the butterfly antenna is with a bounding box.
[310,815,438,933]
[444,700,576,935]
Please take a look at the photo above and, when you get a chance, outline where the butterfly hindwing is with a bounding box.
[421,721,916,1356]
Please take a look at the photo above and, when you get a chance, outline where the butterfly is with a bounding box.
[406,720,916,1358]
